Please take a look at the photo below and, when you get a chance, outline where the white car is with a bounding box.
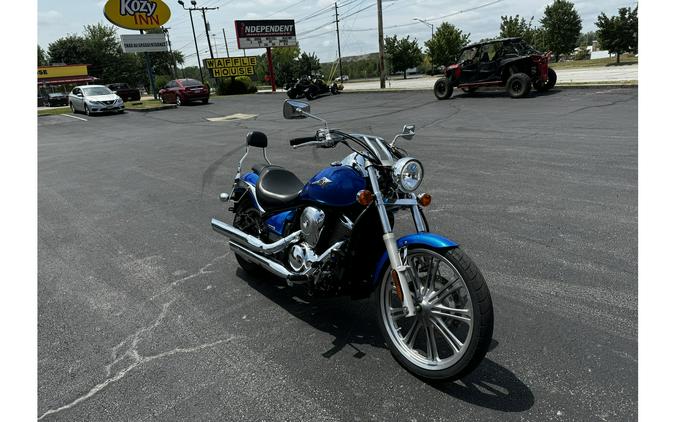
[335,75,349,82]
[68,85,125,115]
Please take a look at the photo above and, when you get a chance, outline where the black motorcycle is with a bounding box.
[285,76,341,100]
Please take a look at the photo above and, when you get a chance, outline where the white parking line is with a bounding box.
[62,114,88,121]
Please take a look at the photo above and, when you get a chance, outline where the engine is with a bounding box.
[288,207,325,272]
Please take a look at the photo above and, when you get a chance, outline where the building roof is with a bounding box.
[37,75,98,86]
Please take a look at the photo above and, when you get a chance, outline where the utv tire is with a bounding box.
[506,73,532,98]
[534,68,557,92]
[305,88,317,101]
[330,84,338,95]
[433,78,453,100]
[287,89,297,99]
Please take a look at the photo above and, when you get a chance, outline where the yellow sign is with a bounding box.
[104,0,171,30]
[204,57,257,78]
[38,65,89,79]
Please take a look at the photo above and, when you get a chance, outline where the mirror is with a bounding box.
[401,124,415,140]
[283,99,310,119]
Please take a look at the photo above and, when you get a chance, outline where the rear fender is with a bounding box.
[372,232,459,286]
[233,171,263,211]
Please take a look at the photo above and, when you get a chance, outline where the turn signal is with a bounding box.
[391,270,403,302]
[357,189,374,206]
[417,193,432,207]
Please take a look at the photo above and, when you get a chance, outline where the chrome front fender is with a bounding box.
[372,232,459,285]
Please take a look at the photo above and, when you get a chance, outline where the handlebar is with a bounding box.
[289,136,317,147]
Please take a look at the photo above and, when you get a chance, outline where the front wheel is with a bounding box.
[377,247,493,381]
[433,78,453,100]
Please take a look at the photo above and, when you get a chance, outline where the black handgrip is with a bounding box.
[289,136,316,146]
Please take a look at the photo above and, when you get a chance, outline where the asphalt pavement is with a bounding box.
[38,87,638,421]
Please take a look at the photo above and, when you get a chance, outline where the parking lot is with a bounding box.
[38,88,637,421]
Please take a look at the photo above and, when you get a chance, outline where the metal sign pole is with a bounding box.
[140,29,157,99]
[266,47,276,92]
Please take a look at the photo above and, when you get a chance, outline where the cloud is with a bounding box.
[38,10,63,26]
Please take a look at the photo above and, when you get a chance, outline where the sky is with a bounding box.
[38,0,636,67]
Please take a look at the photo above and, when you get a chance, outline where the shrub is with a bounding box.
[215,76,258,95]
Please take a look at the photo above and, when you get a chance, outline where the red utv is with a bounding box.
[434,37,557,99]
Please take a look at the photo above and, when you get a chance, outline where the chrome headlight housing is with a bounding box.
[392,157,424,192]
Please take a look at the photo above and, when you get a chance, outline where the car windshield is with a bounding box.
[82,86,113,96]
[182,79,203,87]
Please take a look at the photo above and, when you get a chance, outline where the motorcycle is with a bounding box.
[211,100,494,380]
[285,75,341,100]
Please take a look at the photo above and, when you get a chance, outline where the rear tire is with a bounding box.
[305,88,316,101]
[534,68,557,92]
[232,198,267,276]
[84,104,91,116]
[506,73,531,98]
[176,95,182,106]
[376,247,493,381]
[433,78,453,100]
[202,98,209,104]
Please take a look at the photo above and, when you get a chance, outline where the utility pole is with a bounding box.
[334,2,343,81]
[163,26,178,79]
[178,1,204,81]
[376,0,385,88]
[212,34,219,57]
[200,7,218,59]
[222,28,230,57]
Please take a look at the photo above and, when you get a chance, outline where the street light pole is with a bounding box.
[376,0,385,88]
[414,18,435,74]
[162,26,178,79]
[178,1,204,81]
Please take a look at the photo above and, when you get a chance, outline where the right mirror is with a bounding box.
[401,124,416,140]
[283,99,310,119]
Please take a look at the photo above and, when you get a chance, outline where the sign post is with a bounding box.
[234,20,297,92]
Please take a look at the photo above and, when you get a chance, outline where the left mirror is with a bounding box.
[283,99,310,119]
[401,124,415,140]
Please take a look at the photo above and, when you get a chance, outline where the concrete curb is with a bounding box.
[125,104,177,112]
[256,82,637,96]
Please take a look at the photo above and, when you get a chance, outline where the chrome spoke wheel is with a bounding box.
[380,249,474,371]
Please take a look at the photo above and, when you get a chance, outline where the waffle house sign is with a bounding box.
[104,0,171,30]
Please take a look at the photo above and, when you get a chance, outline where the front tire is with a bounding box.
[175,95,182,106]
[376,247,493,381]
[506,73,531,98]
[433,78,453,100]
[84,104,91,116]
[69,102,76,113]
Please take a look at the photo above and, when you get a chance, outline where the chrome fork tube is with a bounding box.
[367,166,417,317]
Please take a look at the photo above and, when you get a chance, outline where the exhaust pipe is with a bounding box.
[229,242,308,282]
[211,218,302,255]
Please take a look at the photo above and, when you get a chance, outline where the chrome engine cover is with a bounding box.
[300,207,325,248]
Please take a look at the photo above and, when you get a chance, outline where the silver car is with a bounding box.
[68,85,125,115]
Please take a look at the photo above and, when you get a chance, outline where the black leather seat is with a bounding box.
[255,165,304,209]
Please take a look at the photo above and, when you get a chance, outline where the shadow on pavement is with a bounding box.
[237,269,535,413]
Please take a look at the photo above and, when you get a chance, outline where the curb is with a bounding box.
[125,104,177,112]
[256,83,637,96]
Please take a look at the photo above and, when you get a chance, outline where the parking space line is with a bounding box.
[62,114,88,121]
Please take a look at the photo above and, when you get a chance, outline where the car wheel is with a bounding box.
[176,96,182,106]
[69,102,76,113]
[159,95,165,104]
[433,78,453,100]
[202,98,209,104]
[506,73,532,98]
[84,104,91,116]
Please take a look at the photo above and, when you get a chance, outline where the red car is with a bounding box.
[159,79,210,106]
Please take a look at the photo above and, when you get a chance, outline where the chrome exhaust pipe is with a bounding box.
[229,242,309,284]
[211,218,302,255]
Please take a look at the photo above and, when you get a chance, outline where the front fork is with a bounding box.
[367,166,418,317]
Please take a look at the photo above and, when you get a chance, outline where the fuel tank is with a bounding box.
[299,165,366,207]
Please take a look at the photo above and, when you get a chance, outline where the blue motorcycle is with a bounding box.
[211,99,493,380]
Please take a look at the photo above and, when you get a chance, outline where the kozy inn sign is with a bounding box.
[104,0,171,30]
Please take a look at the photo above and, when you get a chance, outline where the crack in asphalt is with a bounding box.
[37,301,236,420]
[567,94,638,115]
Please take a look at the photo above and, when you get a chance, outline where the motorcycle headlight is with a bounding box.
[392,157,424,193]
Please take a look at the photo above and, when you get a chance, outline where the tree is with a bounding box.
[255,47,300,87]
[38,46,49,66]
[297,52,320,77]
[47,34,88,65]
[384,35,423,79]
[577,31,597,47]
[499,14,541,47]
[540,0,582,61]
[425,22,470,68]
[595,6,638,64]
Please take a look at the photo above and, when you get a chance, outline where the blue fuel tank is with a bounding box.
[299,166,366,207]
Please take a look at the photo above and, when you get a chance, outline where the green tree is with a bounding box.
[47,34,88,64]
[499,14,539,46]
[540,0,582,61]
[38,46,49,66]
[595,6,638,64]
[385,35,423,79]
[255,47,300,87]
[577,31,597,47]
[425,22,470,67]
[297,52,321,77]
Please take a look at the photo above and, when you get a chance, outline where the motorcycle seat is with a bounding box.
[255,165,304,209]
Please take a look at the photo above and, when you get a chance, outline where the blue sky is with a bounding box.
[38,0,636,66]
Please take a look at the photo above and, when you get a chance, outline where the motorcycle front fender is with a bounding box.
[372,232,459,286]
